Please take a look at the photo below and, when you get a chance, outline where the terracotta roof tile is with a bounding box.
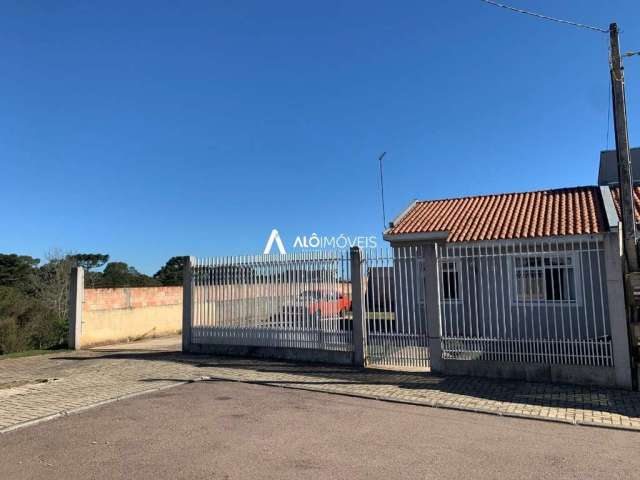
[610,186,640,224]
[386,186,608,242]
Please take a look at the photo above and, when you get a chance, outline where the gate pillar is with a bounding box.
[350,247,366,367]
[424,243,443,372]
[182,256,195,353]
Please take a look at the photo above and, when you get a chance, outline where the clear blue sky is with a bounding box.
[2,1,639,274]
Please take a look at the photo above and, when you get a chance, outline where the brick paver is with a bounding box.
[2,337,640,432]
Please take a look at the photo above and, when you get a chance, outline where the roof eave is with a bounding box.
[600,185,620,232]
[383,199,418,236]
[383,231,449,243]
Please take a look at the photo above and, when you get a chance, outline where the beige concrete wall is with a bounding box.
[192,281,352,302]
[81,287,182,347]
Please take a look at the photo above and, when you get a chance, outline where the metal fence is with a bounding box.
[190,251,353,352]
[186,237,614,371]
[362,246,430,369]
[435,238,613,366]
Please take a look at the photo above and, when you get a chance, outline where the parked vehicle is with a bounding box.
[306,290,351,319]
[270,290,351,328]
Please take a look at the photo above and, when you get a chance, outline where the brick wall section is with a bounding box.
[82,287,183,312]
[78,286,183,347]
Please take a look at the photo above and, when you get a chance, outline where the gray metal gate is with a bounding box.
[189,251,353,352]
[361,247,430,370]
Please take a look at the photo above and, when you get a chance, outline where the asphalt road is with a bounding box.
[1,380,639,480]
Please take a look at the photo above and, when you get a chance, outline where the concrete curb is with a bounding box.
[2,370,639,435]
[0,381,190,435]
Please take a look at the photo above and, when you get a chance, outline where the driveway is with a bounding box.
[2,380,640,480]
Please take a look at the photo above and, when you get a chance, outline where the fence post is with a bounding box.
[350,247,366,367]
[182,256,195,353]
[603,230,633,389]
[424,243,443,372]
[68,266,84,350]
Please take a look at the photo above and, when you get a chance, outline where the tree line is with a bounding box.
[0,252,187,355]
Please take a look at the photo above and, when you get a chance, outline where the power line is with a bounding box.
[479,0,609,34]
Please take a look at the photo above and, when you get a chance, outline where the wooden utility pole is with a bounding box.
[610,23,638,271]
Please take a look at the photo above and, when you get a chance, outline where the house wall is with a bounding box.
[598,147,640,185]
[390,238,610,342]
[438,246,610,341]
[382,176,636,386]
[390,233,632,388]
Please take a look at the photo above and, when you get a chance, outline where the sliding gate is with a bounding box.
[362,247,430,370]
[188,247,430,370]
[190,251,353,352]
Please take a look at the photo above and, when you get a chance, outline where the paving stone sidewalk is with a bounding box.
[2,338,640,432]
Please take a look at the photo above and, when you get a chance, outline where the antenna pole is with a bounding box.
[378,152,387,230]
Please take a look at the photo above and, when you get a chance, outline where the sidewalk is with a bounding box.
[2,336,640,432]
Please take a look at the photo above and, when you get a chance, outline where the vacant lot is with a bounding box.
[2,380,639,480]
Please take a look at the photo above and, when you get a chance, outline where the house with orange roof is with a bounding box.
[381,149,640,389]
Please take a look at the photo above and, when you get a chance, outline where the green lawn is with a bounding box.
[0,348,70,360]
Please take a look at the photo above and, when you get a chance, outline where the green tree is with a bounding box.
[0,254,40,294]
[154,256,188,286]
[0,317,21,354]
[0,250,167,355]
[98,262,161,288]
[0,285,32,353]
[37,251,75,325]
[0,285,65,354]
[68,253,110,288]
[0,251,73,354]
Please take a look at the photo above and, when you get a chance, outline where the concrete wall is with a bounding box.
[187,342,354,365]
[441,359,618,387]
[79,286,182,347]
[193,281,351,302]
[598,147,640,185]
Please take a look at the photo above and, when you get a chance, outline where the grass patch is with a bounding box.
[0,348,70,360]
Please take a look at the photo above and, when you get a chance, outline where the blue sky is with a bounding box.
[2,1,639,274]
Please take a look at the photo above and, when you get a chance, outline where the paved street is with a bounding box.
[2,380,640,480]
[2,336,640,434]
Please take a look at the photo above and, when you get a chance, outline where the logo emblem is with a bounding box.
[263,229,287,255]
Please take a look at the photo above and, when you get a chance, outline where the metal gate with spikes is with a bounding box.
[360,246,430,370]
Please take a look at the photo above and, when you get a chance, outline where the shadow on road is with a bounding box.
[56,349,640,419]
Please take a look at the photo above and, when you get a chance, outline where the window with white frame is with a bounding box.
[440,260,461,302]
[513,254,578,304]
